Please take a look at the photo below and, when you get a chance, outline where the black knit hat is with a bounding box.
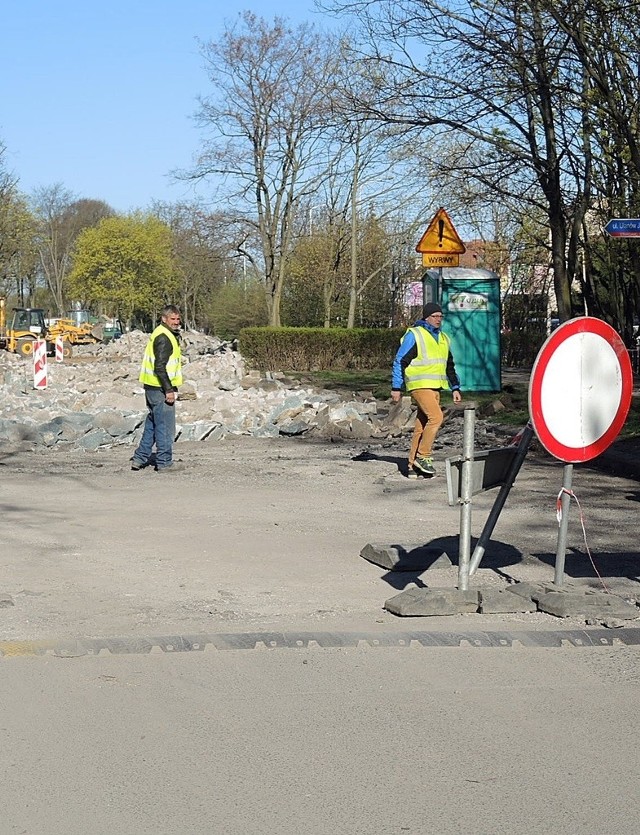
[422,302,443,318]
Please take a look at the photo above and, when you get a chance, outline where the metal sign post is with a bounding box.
[554,464,574,586]
[457,407,475,591]
[468,423,534,576]
[445,424,533,577]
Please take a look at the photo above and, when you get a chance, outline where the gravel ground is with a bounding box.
[1,414,638,642]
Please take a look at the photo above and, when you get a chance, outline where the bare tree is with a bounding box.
[32,185,114,315]
[299,115,431,327]
[152,201,230,330]
[324,0,605,322]
[542,0,640,339]
[187,14,343,326]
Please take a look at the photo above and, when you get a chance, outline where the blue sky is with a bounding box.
[0,0,329,213]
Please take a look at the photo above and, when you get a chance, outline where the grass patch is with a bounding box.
[286,368,392,400]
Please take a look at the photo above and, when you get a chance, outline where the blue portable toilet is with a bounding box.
[423,267,501,392]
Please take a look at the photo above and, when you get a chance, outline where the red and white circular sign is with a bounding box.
[528,317,633,462]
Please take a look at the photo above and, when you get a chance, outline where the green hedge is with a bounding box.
[239,326,406,371]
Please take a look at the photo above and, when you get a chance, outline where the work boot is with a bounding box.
[414,456,436,476]
[155,461,185,473]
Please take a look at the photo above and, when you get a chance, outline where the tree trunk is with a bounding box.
[346,133,360,329]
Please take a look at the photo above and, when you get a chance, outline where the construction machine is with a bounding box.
[47,316,104,346]
[60,308,123,343]
[0,299,102,357]
[0,302,54,356]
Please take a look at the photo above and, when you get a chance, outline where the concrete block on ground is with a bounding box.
[278,419,311,436]
[479,589,538,614]
[77,428,112,450]
[537,591,640,620]
[384,398,414,429]
[600,618,628,629]
[505,580,568,602]
[384,587,480,616]
[349,418,374,440]
[429,553,454,569]
[360,543,452,571]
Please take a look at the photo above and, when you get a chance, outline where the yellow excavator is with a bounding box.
[0,299,51,356]
[0,298,103,357]
[47,316,104,347]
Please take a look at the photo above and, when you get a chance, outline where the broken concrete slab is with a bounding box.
[505,580,573,601]
[537,590,640,620]
[385,397,415,429]
[0,330,535,454]
[479,589,538,614]
[384,587,480,616]
[278,419,312,436]
[77,428,114,451]
[360,543,452,571]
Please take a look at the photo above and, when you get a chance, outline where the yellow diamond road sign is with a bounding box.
[416,208,466,255]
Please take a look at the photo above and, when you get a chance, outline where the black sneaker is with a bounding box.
[414,456,436,476]
[131,458,146,471]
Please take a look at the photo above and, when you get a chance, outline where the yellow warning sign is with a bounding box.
[416,208,466,255]
[422,253,460,267]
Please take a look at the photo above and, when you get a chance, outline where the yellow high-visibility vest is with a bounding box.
[404,327,450,391]
[139,325,183,388]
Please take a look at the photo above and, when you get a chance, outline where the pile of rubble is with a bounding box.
[0,330,514,453]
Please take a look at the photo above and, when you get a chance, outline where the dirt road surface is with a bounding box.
[1,434,639,641]
[2,435,640,834]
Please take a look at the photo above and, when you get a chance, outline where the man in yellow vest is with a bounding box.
[391,302,462,477]
[131,304,184,472]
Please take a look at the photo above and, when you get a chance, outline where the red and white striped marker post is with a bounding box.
[33,339,48,390]
[55,336,64,362]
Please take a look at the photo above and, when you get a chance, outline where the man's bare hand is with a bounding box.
[452,390,462,404]
[391,391,402,403]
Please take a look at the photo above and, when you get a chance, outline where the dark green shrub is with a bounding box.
[239,326,405,371]
[501,329,546,367]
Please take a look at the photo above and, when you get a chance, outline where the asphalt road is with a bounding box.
[3,643,640,835]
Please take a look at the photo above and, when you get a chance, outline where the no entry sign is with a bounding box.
[528,317,633,463]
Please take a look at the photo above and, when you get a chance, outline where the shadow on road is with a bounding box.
[534,547,640,581]
[378,535,524,591]
[352,449,407,474]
